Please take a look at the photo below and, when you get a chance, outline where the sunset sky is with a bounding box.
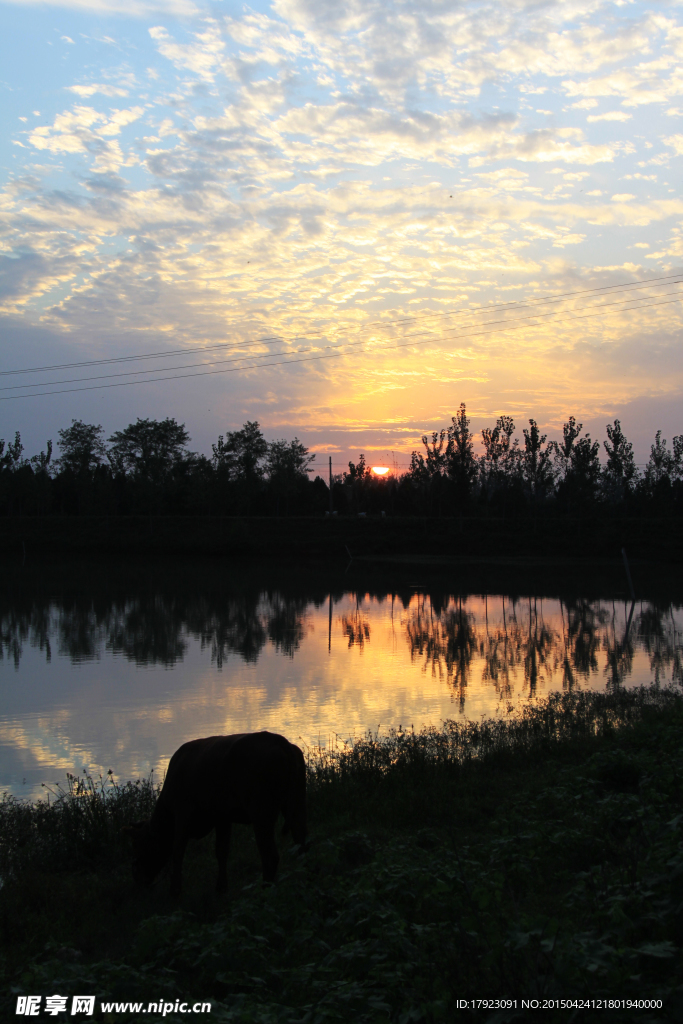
[1,0,683,469]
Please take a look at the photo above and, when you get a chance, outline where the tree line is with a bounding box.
[0,406,681,518]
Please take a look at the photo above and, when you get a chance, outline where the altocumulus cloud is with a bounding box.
[1,0,683,456]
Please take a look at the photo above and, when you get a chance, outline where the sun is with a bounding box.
[371,466,390,476]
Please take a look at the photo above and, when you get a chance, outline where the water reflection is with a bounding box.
[1,589,682,689]
[1,571,681,798]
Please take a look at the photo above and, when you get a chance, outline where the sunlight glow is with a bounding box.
[372,466,390,475]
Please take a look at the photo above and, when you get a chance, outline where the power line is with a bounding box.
[2,271,682,378]
[3,290,682,401]
[3,285,683,393]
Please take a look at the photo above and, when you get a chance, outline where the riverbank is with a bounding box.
[2,513,683,564]
[1,686,682,1022]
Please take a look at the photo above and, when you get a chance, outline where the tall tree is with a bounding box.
[673,435,683,481]
[521,420,554,501]
[30,441,53,475]
[422,429,448,478]
[602,419,636,500]
[644,431,674,488]
[481,416,517,479]
[553,416,583,480]
[267,438,315,514]
[57,421,107,475]
[108,418,190,478]
[344,453,368,483]
[446,403,478,502]
[565,434,601,510]
[0,432,24,471]
[212,421,267,482]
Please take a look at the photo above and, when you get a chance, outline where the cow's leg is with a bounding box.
[253,815,279,883]
[169,828,189,897]
[215,819,231,893]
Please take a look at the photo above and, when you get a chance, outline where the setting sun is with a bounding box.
[372,467,390,476]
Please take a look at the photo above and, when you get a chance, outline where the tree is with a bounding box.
[422,430,447,478]
[565,434,601,509]
[674,435,683,481]
[108,418,190,478]
[481,416,517,479]
[30,440,53,475]
[553,416,583,480]
[212,421,267,482]
[0,432,24,471]
[57,420,107,475]
[405,431,448,515]
[644,430,675,489]
[446,404,478,502]
[266,438,315,514]
[603,419,636,500]
[344,453,368,483]
[521,420,554,502]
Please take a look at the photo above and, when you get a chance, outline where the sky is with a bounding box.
[1,0,683,471]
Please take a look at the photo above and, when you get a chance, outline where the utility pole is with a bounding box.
[329,455,333,514]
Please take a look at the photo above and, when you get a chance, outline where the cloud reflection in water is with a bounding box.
[0,581,681,798]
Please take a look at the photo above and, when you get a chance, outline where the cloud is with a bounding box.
[149,22,225,82]
[586,111,632,122]
[3,0,683,454]
[664,134,683,155]
[67,84,130,98]
[1,0,198,15]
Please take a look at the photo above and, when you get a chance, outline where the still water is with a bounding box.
[1,559,681,799]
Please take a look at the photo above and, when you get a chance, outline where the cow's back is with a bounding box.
[158,732,305,833]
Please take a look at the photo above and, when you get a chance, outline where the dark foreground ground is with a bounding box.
[1,687,682,1023]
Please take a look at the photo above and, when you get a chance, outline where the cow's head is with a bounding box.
[122,820,169,886]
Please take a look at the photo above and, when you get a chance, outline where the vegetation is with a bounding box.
[1,685,682,1021]
[0,407,681,519]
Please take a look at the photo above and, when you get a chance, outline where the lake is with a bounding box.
[1,557,681,800]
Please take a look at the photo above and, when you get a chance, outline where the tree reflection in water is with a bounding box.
[402,592,683,705]
[404,596,478,711]
[341,595,371,650]
[0,583,681,708]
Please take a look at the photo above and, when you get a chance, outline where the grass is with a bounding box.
[1,686,682,1022]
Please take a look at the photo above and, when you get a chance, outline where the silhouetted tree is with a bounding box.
[57,421,107,475]
[0,432,24,471]
[602,419,636,502]
[211,421,268,513]
[446,403,478,506]
[480,415,518,515]
[481,416,517,481]
[407,431,448,514]
[553,416,583,481]
[266,437,315,515]
[645,430,674,488]
[212,421,267,483]
[108,418,190,478]
[562,433,601,514]
[30,441,53,475]
[521,420,554,505]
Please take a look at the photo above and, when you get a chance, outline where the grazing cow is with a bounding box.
[123,731,307,896]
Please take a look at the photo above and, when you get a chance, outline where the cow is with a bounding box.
[123,731,307,896]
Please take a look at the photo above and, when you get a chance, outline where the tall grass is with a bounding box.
[1,685,679,882]
[0,771,156,880]
[1,680,681,1020]
[306,684,682,784]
